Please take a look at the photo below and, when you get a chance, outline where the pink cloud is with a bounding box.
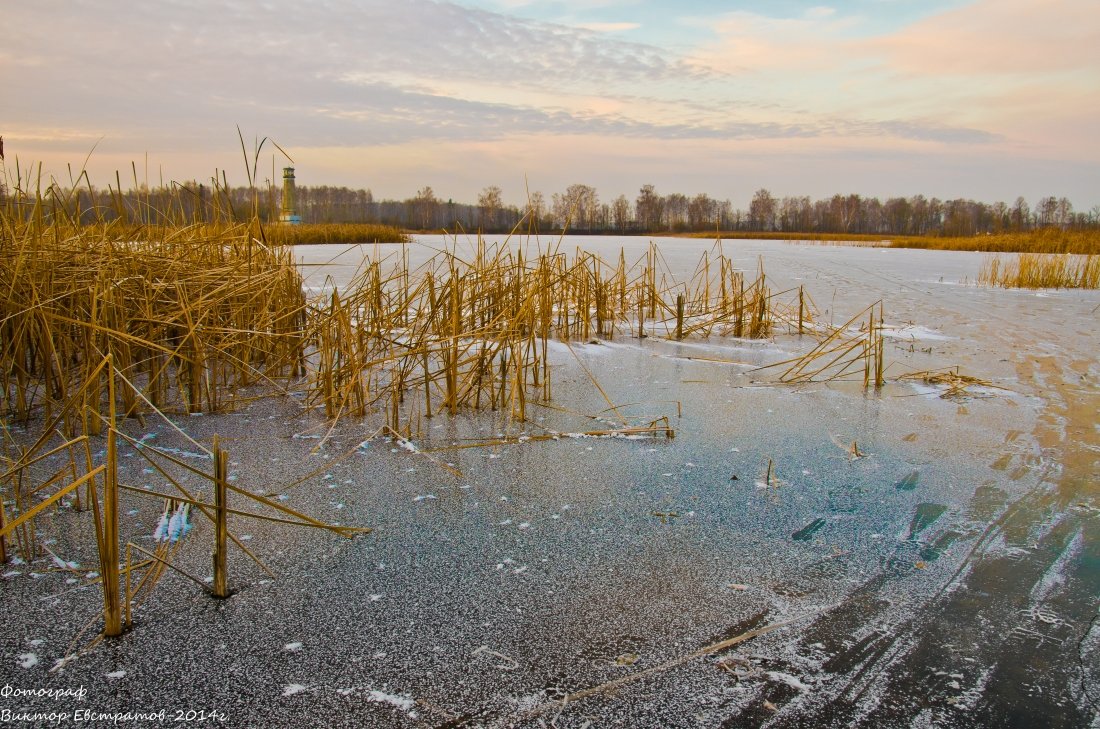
[861,0,1100,76]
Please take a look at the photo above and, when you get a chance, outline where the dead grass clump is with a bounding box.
[898,368,1001,398]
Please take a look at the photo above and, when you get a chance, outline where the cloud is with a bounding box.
[2,0,709,143]
[862,0,1100,75]
[805,6,837,20]
[3,0,1095,204]
[684,8,861,74]
[574,22,642,33]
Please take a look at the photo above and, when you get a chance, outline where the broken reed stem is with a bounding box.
[102,354,122,637]
[212,434,229,598]
[0,498,6,564]
[675,294,685,341]
[798,285,805,335]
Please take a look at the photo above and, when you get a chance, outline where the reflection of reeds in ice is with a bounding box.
[978,253,1099,289]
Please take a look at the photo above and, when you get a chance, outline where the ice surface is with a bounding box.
[3,236,1096,728]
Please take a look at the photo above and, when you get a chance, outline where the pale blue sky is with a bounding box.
[3,0,1097,210]
[477,0,968,46]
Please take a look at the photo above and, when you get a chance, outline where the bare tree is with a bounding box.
[749,188,777,231]
[552,184,599,231]
[1011,197,1030,231]
[612,194,632,231]
[477,185,503,231]
[1036,196,1058,228]
[1055,197,1073,230]
[526,191,546,229]
[688,193,717,231]
[665,192,688,231]
[411,186,439,230]
[635,184,664,231]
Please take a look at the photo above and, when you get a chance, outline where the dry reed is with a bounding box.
[978,253,1099,289]
[1,174,819,644]
[265,223,408,246]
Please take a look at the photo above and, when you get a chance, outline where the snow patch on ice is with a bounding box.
[367,689,416,712]
[767,671,811,691]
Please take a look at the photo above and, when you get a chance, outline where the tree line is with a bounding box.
[2,178,1096,236]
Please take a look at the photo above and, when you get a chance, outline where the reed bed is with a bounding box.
[682,231,892,244]
[299,237,813,439]
[895,229,1100,255]
[977,252,1099,289]
[686,228,1100,255]
[265,223,409,246]
[4,183,815,643]
[0,223,307,424]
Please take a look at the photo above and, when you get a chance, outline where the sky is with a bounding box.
[3,0,1098,210]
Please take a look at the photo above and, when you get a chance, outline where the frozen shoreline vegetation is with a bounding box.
[2,216,1099,726]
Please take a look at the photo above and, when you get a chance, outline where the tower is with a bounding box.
[280,167,301,224]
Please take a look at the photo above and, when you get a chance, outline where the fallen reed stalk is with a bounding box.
[754,302,886,387]
[897,368,1001,398]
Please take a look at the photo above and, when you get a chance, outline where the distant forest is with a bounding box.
[3,178,1096,236]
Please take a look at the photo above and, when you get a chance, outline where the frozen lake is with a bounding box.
[3,237,1097,727]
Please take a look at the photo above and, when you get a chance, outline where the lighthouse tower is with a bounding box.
[280,167,302,224]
